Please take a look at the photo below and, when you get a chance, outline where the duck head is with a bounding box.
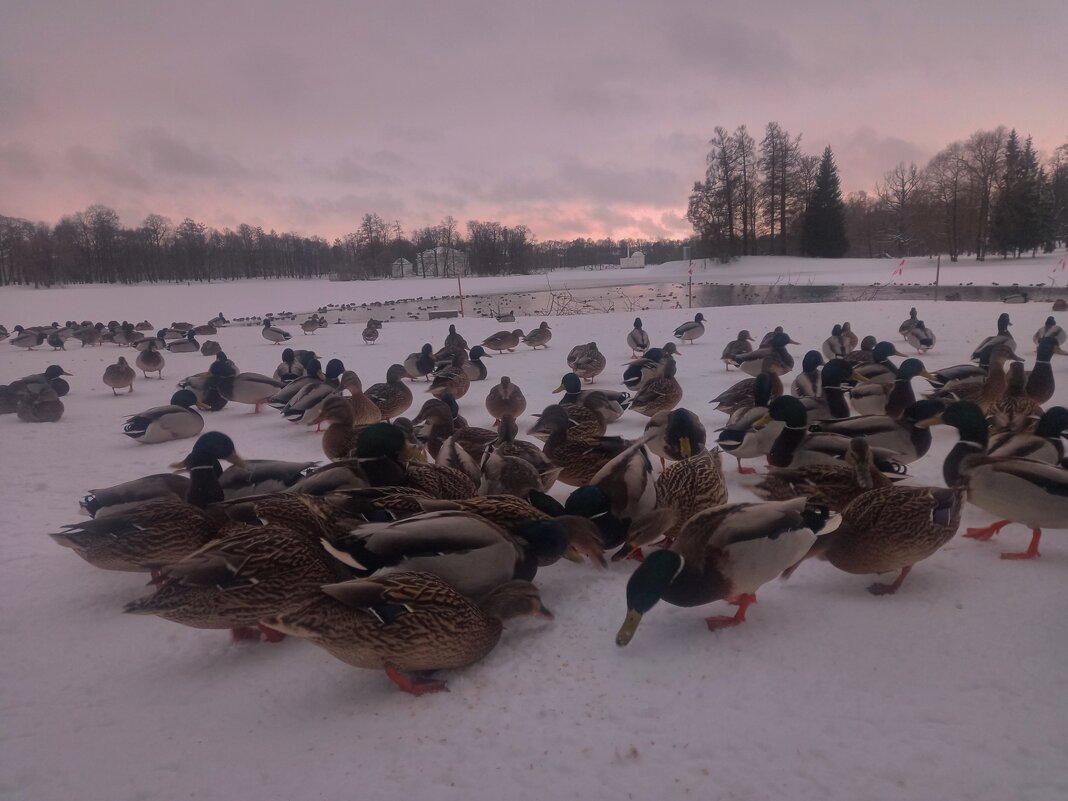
[616,550,684,647]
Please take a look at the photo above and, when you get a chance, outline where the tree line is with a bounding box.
[0,207,695,287]
[688,123,1068,261]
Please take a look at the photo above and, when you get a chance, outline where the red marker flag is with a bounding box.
[891,259,906,277]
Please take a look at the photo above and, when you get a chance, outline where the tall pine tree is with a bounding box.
[801,146,849,258]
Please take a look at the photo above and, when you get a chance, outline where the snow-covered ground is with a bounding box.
[2,250,1065,328]
[2,285,1067,801]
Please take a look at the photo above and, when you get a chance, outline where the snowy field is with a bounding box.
[2,282,1067,801]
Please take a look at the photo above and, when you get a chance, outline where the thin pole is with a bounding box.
[457,262,465,318]
[934,254,941,302]
[688,261,693,309]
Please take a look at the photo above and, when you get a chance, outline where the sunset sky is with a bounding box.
[1,0,1064,241]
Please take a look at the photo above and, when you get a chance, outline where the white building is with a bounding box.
[620,250,645,269]
[390,258,414,278]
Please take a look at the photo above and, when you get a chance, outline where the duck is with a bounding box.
[629,356,682,417]
[365,365,415,420]
[527,405,623,486]
[720,330,754,369]
[569,342,607,383]
[49,432,247,573]
[904,321,936,353]
[851,357,936,418]
[123,390,205,444]
[918,401,1068,560]
[752,438,899,511]
[899,307,921,339]
[1033,316,1066,348]
[478,446,544,499]
[488,415,559,491]
[15,383,64,423]
[200,340,222,357]
[555,372,629,427]
[135,340,166,379]
[263,573,551,696]
[301,317,322,335]
[443,324,468,351]
[414,401,497,462]
[319,510,567,599]
[783,483,963,595]
[429,353,472,399]
[404,344,437,381]
[588,437,656,530]
[844,336,878,366]
[673,312,706,344]
[971,312,1016,360]
[1025,336,1063,404]
[806,399,945,464]
[273,348,307,383]
[987,406,1068,463]
[716,372,784,474]
[852,341,905,384]
[355,423,476,498]
[522,321,552,349]
[821,324,847,360]
[987,362,1042,431]
[72,324,104,347]
[103,356,136,395]
[615,498,834,645]
[212,371,284,413]
[261,319,292,344]
[627,318,651,357]
[10,326,46,350]
[362,321,380,344]
[462,345,492,382]
[800,359,856,422]
[192,322,217,336]
[925,344,1016,404]
[709,370,784,418]
[839,322,859,352]
[732,331,795,377]
[342,373,383,426]
[644,408,707,466]
[123,518,351,642]
[311,395,363,461]
[758,326,799,348]
[167,330,200,353]
[622,344,680,391]
[482,329,524,354]
[485,376,526,423]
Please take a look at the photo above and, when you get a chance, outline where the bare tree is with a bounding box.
[963,126,1007,260]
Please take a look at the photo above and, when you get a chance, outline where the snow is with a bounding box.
[2,273,1067,801]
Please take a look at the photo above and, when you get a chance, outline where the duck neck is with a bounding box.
[823,386,851,419]
[186,462,224,507]
[885,378,916,420]
[768,425,807,468]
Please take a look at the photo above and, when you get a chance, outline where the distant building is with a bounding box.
[620,250,645,269]
[391,258,414,278]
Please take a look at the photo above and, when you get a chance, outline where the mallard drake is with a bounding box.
[124,519,350,642]
[569,342,607,383]
[192,323,217,336]
[716,373,784,473]
[971,312,1016,359]
[414,401,497,462]
[807,398,945,464]
[355,422,476,498]
[709,370,783,418]
[644,408,707,465]
[720,330,754,369]
[822,324,847,360]
[264,573,551,695]
[1033,316,1066,347]
[365,365,415,420]
[988,406,1068,463]
[273,348,307,383]
[9,326,46,350]
[261,319,292,344]
[103,356,136,394]
[167,330,200,353]
[852,341,905,384]
[50,432,247,572]
[925,345,1016,404]
[488,415,559,491]
[522,321,552,349]
[527,405,623,486]
[800,359,856,422]
[784,484,963,594]
[15,383,64,423]
[486,376,526,423]
[443,324,468,351]
[622,344,680,391]
[673,312,706,344]
[553,372,628,426]
[212,371,284,413]
[616,498,834,645]
[200,340,222,357]
[123,390,204,444]
[899,308,920,339]
[1026,336,1064,404]
[628,318,651,357]
[429,353,472,399]
[404,344,437,381]
[629,356,682,418]
[752,438,899,511]
[918,401,1068,560]
[758,326,799,348]
[905,321,936,353]
[135,340,166,378]
[362,321,380,345]
[46,329,66,350]
[732,331,795,377]
[80,473,192,518]
[482,329,524,354]
[278,371,338,424]
[462,345,492,382]
[319,510,567,598]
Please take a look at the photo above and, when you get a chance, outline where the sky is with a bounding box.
[1,0,1065,242]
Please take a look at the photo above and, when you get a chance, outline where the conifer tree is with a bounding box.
[801,146,849,257]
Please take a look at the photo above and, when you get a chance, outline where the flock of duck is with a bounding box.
[5,303,1066,696]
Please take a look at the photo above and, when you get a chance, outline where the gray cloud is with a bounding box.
[63,146,150,192]
[129,129,253,179]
